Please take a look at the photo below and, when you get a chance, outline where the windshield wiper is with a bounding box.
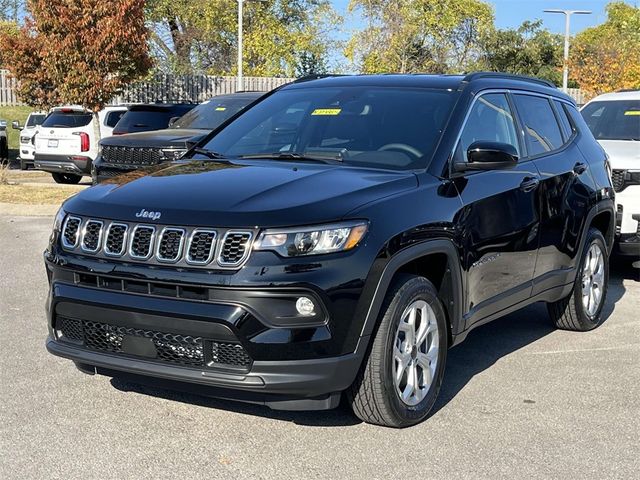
[238,151,342,163]
[192,147,227,160]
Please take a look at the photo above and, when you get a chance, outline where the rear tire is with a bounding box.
[547,228,609,331]
[52,172,82,184]
[20,159,29,170]
[347,274,448,428]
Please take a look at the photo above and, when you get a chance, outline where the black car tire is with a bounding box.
[52,172,82,184]
[548,228,609,331]
[347,274,448,428]
[20,159,29,170]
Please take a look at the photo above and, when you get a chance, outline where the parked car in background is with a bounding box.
[112,103,197,135]
[12,111,47,170]
[92,92,263,183]
[34,105,127,184]
[0,120,8,163]
[581,90,640,263]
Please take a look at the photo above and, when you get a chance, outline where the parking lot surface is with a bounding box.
[1,214,638,480]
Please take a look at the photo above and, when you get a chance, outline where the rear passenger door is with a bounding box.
[511,94,596,295]
[453,92,541,326]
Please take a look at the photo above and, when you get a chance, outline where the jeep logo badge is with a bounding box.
[135,208,162,221]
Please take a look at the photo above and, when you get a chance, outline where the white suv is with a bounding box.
[581,90,640,262]
[12,111,46,170]
[33,105,127,184]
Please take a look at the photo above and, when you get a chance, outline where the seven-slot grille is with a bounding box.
[105,223,128,256]
[81,220,103,252]
[130,225,156,259]
[611,169,625,192]
[55,316,252,370]
[157,228,185,262]
[60,216,254,269]
[219,232,253,266]
[101,145,163,166]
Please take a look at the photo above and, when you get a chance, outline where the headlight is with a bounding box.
[20,135,30,144]
[254,221,368,257]
[161,148,187,160]
[53,206,66,232]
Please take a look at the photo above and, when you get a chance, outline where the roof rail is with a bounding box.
[616,88,640,93]
[293,74,344,84]
[463,72,556,88]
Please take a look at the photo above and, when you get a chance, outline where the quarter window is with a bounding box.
[456,93,520,161]
[553,100,574,141]
[513,94,564,155]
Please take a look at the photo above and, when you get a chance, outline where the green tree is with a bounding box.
[570,2,640,95]
[146,0,340,76]
[345,0,494,74]
[479,20,565,86]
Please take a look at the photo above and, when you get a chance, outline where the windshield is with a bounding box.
[41,111,93,128]
[26,114,46,127]
[171,98,254,130]
[202,86,456,170]
[581,100,640,141]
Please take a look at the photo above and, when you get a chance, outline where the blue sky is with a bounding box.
[331,0,635,34]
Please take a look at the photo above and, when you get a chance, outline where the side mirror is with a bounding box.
[168,116,180,127]
[454,141,518,172]
[12,120,22,130]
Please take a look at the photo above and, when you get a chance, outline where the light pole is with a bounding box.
[544,9,592,91]
[237,0,267,92]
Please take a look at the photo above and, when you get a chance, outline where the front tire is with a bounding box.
[52,172,82,184]
[348,274,448,428]
[548,228,609,331]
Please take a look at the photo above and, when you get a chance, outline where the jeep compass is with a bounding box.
[45,74,615,427]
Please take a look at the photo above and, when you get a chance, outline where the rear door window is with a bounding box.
[455,93,520,160]
[41,111,93,128]
[513,94,564,155]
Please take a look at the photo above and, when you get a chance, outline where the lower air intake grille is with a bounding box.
[57,316,83,342]
[211,342,253,368]
[130,226,155,258]
[55,316,253,369]
[220,232,252,266]
[611,169,625,192]
[83,321,205,367]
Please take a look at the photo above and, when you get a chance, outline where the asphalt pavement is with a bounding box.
[1,214,638,480]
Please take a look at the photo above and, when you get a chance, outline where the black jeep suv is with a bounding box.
[92,92,263,184]
[45,73,615,427]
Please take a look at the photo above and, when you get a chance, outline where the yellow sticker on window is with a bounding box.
[215,106,227,111]
[624,110,640,116]
[311,108,342,116]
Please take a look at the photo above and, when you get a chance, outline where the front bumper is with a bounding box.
[35,153,93,175]
[44,244,373,407]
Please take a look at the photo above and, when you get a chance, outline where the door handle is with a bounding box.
[573,162,587,174]
[519,176,540,192]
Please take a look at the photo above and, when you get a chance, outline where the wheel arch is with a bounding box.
[359,239,464,347]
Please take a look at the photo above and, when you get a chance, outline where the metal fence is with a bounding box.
[1,69,589,106]
[0,70,295,106]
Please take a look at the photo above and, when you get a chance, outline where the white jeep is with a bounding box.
[581,90,640,264]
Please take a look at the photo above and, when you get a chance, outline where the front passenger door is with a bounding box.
[453,93,541,327]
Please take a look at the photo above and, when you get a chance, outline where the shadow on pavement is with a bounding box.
[109,259,635,427]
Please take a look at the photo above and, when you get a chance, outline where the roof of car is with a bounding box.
[127,103,196,112]
[587,90,640,102]
[206,91,264,102]
[282,73,573,102]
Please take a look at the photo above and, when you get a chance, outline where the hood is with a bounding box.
[598,140,640,170]
[64,160,418,227]
[100,128,207,149]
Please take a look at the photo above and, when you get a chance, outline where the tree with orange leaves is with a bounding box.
[0,0,152,120]
[570,2,640,96]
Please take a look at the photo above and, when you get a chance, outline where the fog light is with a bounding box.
[296,296,315,316]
